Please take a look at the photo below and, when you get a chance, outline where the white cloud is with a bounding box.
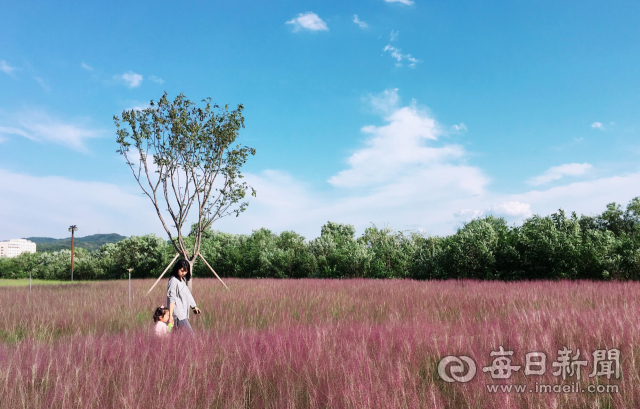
[490,201,532,218]
[213,170,322,236]
[217,162,489,238]
[454,209,484,222]
[504,172,640,221]
[0,169,160,240]
[210,90,489,237]
[527,163,592,186]
[120,71,143,88]
[364,88,400,115]
[286,12,328,32]
[34,77,50,92]
[384,0,415,5]
[0,111,103,152]
[322,90,488,228]
[452,123,467,133]
[0,126,34,140]
[81,62,94,71]
[591,121,615,131]
[389,30,399,42]
[353,15,368,29]
[383,44,419,68]
[214,164,490,238]
[127,101,151,111]
[149,75,164,84]
[329,95,468,188]
[0,60,16,75]
[214,91,640,238]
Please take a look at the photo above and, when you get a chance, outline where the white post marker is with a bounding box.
[127,268,133,308]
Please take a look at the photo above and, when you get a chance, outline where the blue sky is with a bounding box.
[1,0,639,240]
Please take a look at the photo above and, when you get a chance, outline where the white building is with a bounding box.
[0,239,37,258]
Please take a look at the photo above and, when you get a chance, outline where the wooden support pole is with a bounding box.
[198,253,230,291]
[145,253,180,296]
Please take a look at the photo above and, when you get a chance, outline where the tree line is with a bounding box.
[2,198,639,281]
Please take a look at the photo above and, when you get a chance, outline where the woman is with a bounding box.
[166,259,201,334]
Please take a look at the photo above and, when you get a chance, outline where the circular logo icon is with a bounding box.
[437,355,477,383]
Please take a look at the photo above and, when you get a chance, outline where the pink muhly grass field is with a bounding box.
[0,279,637,408]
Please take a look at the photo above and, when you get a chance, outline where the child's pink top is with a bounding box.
[154,321,169,337]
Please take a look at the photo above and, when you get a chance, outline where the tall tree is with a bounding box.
[114,93,255,286]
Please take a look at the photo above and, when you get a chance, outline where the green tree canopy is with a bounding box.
[114,93,256,274]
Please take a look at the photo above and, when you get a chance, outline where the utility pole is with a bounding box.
[68,225,78,281]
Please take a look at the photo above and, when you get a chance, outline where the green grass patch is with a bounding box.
[0,279,77,287]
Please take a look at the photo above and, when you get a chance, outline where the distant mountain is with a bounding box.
[24,234,127,252]
[26,237,61,244]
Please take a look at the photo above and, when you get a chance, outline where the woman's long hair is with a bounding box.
[170,259,191,282]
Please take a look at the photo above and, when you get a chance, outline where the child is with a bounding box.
[153,306,171,337]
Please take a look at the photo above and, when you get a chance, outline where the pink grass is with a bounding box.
[0,279,637,408]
